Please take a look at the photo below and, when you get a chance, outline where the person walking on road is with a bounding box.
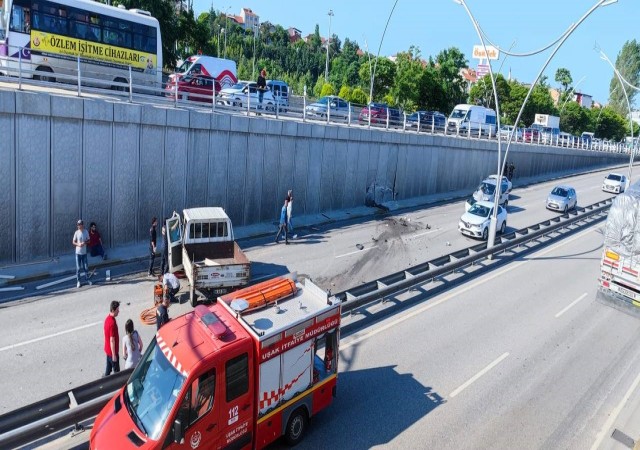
[122,318,143,369]
[88,222,107,260]
[257,68,267,112]
[104,301,120,376]
[157,296,170,330]
[508,162,515,181]
[72,219,92,288]
[286,189,297,239]
[148,217,158,277]
[274,198,289,244]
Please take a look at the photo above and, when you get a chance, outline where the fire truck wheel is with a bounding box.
[284,408,308,446]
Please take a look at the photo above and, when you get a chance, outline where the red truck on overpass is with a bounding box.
[89,274,341,449]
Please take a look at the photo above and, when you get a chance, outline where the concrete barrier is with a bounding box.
[0,89,628,262]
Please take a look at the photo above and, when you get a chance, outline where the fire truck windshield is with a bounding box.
[124,337,186,440]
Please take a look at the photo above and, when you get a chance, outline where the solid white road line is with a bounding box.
[341,226,598,351]
[555,293,588,318]
[408,229,439,239]
[590,370,640,450]
[0,274,16,279]
[36,275,77,290]
[335,246,376,259]
[0,321,102,353]
[449,352,510,398]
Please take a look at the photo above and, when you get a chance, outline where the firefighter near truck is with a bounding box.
[90,274,341,449]
[597,182,640,315]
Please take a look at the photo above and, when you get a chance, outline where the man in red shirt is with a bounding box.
[103,300,120,376]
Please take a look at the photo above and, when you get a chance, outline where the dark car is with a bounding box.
[407,111,446,131]
[164,74,216,102]
[359,103,402,125]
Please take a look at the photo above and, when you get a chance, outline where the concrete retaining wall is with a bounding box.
[0,89,628,262]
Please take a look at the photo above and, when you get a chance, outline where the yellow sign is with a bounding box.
[30,30,155,71]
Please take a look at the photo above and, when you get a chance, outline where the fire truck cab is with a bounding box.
[90,274,340,449]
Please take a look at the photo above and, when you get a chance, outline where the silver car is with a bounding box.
[546,185,577,213]
[305,95,353,119]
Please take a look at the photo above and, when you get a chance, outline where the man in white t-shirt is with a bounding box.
[162,273,180,302]
[72,220,92,288]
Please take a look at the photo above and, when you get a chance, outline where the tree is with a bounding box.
[320,83,335,97]
[592,107,627,140]
[338,85,352,101]
[555,68,573,103]
[468,74,510,110]
[560,102,589,135]
[350,87,368,105]
[434,47,468,112]
[608,40,640,116]
[358,57,396,101]
[390,47,424,110]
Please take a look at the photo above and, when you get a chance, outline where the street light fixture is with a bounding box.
[369,0,399,106]
[597,46,636,187]
[325,9,334,82]
[454,0,617,249]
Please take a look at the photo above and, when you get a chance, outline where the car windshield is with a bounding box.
[229,83,246,90]
[176,60,192,73]
[124,337,186,440]
[478,182,495,195]
[606,174,622,181]
[551,187,568,197]
[316,97,331,105]
[450,109,468,119]
[468,204,490,217]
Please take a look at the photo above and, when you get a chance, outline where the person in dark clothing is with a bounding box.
[156,296,170,330]
[274,198,289,244]
[160,219,168,275]
[148,217,157,277]
[508,162,515,181]
[257,68,267,111]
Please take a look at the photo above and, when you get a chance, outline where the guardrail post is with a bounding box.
[276,97,279,119]
[247,91,251,115]
[128,65,133,102]
[212,82,215,112]
[402,112,406,132]
[77,56,81,96]
[348,102,351,126]
[18,49,22,90]
[174,76,178,107]
[431,115,435,134]
[303,95,306,122]
[386,107,389,129]
[327,103,330,124]
[416,114,420,133]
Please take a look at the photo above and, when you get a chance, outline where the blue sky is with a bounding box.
[193,0,639,106]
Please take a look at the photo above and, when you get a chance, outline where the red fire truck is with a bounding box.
[90,274,340,449]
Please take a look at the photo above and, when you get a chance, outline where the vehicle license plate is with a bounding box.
[618,286,636,299]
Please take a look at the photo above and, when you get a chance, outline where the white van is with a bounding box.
[448,104,497,135]
[172,55,238,92]
[267,80,289,111]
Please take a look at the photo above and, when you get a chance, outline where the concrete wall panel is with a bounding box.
[84,121,112,249]
[112,124,139,246]
[162,128,189,222]
[293,138,310,216]
[207,131,230,209]
[319,139,336,211]
[331,140,348,209]
[0,112,15,262]
[139,125,165,227]
[226,133,248,224]
[262,135,282,222]
[15,116,49,260]
[244,134,265,225]
[306,138,323,214]
[343,141,360,207]
[186,130,210,209]
[51,118,83,255]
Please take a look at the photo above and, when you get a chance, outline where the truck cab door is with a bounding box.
[218,351,254,449]
[167,213,184,272]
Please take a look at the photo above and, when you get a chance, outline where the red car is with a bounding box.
[523,128,540,143]
[164,74,216,102]
[358,102,402,125]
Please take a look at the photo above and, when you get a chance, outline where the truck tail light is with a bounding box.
[605,249,620,261]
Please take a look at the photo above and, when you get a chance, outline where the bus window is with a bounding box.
[9,3,30,34]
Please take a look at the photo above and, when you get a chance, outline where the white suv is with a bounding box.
[602,173,627,194]
[217,81,276,110]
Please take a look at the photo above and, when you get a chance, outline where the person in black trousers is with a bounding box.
[148,217,157,277]
[160,219,168,275]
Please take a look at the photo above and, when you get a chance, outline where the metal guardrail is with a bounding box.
[0,369,132,449]
[0,46,635,155]
[0,198,613,448]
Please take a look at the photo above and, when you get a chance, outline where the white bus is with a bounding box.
[0,0,162,90]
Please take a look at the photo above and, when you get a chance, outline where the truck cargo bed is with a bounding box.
[183,241,249,266]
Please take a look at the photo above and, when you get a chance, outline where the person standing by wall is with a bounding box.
[508,162,515,181]
[122,319,143,369]
[274,198,289,244]
[257,68,267,112]
[160,218,168,275]
[286,189,297,239]
[72,220,92,288]
[103,301,120,376]
[88,222,107,260]
[148,217,158,277]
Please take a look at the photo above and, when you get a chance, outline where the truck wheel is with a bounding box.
[190,286,197,307]
[284,408,308,446]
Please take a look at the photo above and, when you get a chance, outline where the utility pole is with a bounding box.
[324,9,334,81]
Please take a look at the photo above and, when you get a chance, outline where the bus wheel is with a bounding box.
[34,66,55,83]
[284,408,308,446]
[112,77,128,92]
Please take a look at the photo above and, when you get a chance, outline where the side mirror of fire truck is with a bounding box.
[173,419,185,444]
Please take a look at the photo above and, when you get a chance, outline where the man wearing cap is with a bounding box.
[72,220,92,288]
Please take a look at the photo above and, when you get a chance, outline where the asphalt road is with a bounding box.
[0,167,633,449]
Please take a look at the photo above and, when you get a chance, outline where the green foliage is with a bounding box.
[468,74,510,111]
[609,40,640,116]
[390,47,424,109]
[338,86,353,102]
[320,83,336,97]
[358,57,396,101]
[350,87,368,105]
[560,102,590,135]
